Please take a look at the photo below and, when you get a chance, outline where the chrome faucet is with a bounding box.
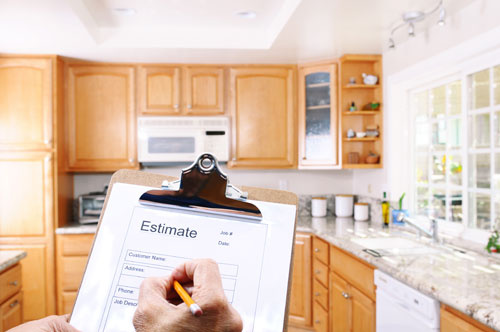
[397,213,440,243]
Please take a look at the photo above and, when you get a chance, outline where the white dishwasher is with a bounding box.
[374,270,440,332]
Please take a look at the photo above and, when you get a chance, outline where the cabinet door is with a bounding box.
[183,66,224,115]
[330,272,350,332]
[350,284,375,332]
[0,151,53,237]
[288,233,312,327]
[1,292,23,331]
[441,307,491,332]
[0,58,53,150]
[67,65,137,171]
[298,64,338,168]
[138,66,181,115]
[228,67,296,168]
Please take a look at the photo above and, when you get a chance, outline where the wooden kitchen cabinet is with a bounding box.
[0,263,23,332]
[289,233,312,327]
[0,58,53,151]
[138,65,181,115]
[441,305,496,332]
[228,66,296,168]
[298,63,338,169]
[56,234,94,314]
[66,64,137,172]
[137,65,224,116]
[183,66,224,115]
[330,246,375,332]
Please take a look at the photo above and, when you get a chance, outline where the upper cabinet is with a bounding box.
[66,64,137,172]
[137,65,224,116]
[339,54,383,169]
[137,66,181,115]
[298,63,338,169]
[0,58,53,151]
[228,66,296,169]
[183,66,224,115]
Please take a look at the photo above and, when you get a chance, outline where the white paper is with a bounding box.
[70,183,296,332]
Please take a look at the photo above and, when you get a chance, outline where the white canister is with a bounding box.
[335,195,354,217]
[354,202,369,221]
[311,197,327,217]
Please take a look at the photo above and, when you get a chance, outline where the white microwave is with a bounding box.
[138,116,230,163]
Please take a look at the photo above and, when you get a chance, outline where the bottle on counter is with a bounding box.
[382,191,390,227]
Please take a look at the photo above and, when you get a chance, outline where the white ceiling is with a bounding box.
[0,0,476,63]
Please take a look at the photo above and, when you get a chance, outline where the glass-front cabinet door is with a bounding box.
[298,63,338,168]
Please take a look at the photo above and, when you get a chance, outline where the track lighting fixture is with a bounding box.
[388,0,446,50]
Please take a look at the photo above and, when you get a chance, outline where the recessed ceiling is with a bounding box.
[0,0,478,63]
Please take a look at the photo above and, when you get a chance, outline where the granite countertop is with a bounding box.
[0,250,27,273]
[298,216,500,332]
[56,215,500,331]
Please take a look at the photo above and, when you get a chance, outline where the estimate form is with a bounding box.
[70,183,296,332]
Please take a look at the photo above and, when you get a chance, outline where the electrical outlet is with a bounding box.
[279,180,288,190]
[368,184,372,194]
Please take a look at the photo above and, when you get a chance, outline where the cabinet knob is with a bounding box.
[342,291,350,299]
[232,157,236,161]
[187,104,192,109]
[44,139,52,145]
[129,158,135,164]
[174,104,179,109]
[9,300,19,308]
[314,248,319,252]
[315,292,320,297]
[9,281,18,286]
[315,320,321,324]
[315,270,321,274]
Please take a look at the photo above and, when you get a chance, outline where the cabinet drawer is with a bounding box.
[59,234,94,256]
[313,278,328,310]
[61,256,88,291]
[0,264,22,304]
[313,300,328,332]
[313,258,328,287]
[1,292,23,331]
[312,236,329,265]
[331,246,375,300]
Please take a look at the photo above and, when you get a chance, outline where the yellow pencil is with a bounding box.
[173,280,203,316]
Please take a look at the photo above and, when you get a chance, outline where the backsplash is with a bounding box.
[298,194,397,225]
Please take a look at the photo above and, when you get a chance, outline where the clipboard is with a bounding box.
[70,153,298,332]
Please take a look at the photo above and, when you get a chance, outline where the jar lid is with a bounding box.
[355,202,369,206]
[336,194,353,197]
[312,197,327,200]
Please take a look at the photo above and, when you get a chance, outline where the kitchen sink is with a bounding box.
[351,237,439,256]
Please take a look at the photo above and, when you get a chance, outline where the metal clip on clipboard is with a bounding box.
[139,153,263,221]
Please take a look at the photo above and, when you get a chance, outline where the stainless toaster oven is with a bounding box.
[78,193,106,224]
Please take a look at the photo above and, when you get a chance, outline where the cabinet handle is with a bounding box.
[187,104,192,109]
[315,292,320,296]
[9,281,18,286]
[174,104,179,109]
[342,291,350,299]
[9,300,19,308]
[314,248,319,253]
[129,158,135,163]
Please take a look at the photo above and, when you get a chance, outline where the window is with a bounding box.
[412,65,500,232]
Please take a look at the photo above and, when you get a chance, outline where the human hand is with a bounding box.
[7,314,80,332]
[133,258,243,332]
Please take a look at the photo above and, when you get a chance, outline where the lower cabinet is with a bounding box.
[289,233,312,327]
[56,233,94,314]
[441,305,496,332]
[0,264,23,331]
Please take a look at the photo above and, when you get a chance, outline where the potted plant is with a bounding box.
[392,192,409,225]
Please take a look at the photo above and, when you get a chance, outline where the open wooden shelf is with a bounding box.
[343,163,383,169]
[343,137,379,142]
[342,111,381,116]
[343,84,379,89]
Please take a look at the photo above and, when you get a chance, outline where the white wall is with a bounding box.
[74,166,354,197]
[353,0,500,206]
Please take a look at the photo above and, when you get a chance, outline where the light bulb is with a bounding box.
[408,22,415,37]
[389,38,395,49]
[438,7,446,26]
